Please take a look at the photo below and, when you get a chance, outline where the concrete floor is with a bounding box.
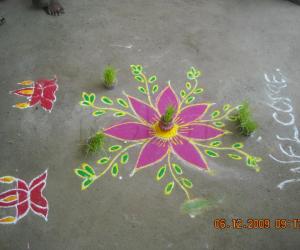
[1,0,300,249]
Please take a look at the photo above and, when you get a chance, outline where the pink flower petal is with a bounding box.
[16,201,30,221]
[30,202,48,220]
[29,171,47,189]
[177,104,211,124]
[135,138,169,169]
[179,124,225,140]
[156,85,179,115]
[172,136,208,170]
[29,95,41,106]
[43,84,58,101]
[104,122,152,141]
[30,182,48,208]
[29,171,48,209]
[40,98,54,111]
[128,96,159,124]
[36,78,57,88]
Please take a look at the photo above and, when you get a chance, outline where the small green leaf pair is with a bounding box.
[187,66,201,80]
[80,92,96,106]
[130,65,143,75]
[156,163,183,181]
[246,156,262,172]
[74,163,96,190]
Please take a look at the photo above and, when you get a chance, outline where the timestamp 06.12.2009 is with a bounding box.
[214,218,300,230]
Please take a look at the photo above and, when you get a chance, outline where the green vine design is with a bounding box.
[76,65,262,214]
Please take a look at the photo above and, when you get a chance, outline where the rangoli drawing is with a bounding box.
[75,65,261,212]
[0,170,49,224]
[11,77,58,112]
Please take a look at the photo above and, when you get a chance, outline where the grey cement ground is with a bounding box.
[1,0,300,249]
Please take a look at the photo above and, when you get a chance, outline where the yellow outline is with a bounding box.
[178,123,227,141]
[171,136,209,171]
[176,103,215,125]
[90,104,138,121]
[167,151,191,200]
[155,83,180,116]
[132,138,169,175]
[103,121,153,142]
[94,142,143,181]
[178,78,198,110]
[140,72,155,109]
[126,95,160,125]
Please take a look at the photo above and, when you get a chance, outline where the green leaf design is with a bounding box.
[185,82,191,90]
[187,71,195,80]
[135,75,144,83]
[246,157,260,168]
[83,164,95,176]
[232,142,244,149]
[205,150,219,158]
[101,96,113,105]
[79,101,90,106]
[172,163,183,175]
[181,178,193,189]
[227,115,238,121]
[82,92,90,102]
[149,75,157,83]
[92,110,106,116]
[164,181,175,195]
[117,98,129,108]
[97,157,110,164]
[193,88,204,94]
[130,65,143,75]
[228,154,242,160]
[113,112,126,117]
[223,104,231,111]
[211,110,220,119]
[120,153,129,164]
[195,70,202,78]
[75,169,90,178]
[180,90,186,98]
[111,163,119,177]
[81,178,94,190]
[185,96,195,104]
[109,145,122,152]
[136,65,143,72]
[138,86,147,94]
[210,140,222,147]
[156,165,166,181]
[89,94,96,104]
[213,121,225,128]
[152,84,159,94]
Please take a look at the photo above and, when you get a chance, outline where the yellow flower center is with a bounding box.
[152,122,179,140]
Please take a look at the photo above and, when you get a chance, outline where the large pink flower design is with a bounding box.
[0,170,49,224]
[104,84,225,172]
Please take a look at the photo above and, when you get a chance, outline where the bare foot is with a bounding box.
[45,1,64,16]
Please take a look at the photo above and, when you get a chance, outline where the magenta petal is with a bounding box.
[16,201,30,220]
[177,104,210,124]
[136,138,169,169]
[156,85,179,115]
[172,136,208,170]
[30,203,48,220]
[29,171,47,189]
[128,96,159,124]
[104,122,152,141]
[179,124,225,140]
